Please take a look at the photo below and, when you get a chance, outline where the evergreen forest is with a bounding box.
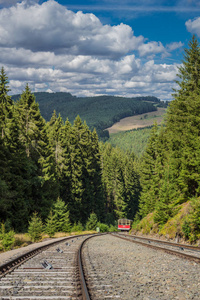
[12,92,161,140]
[0,71,140,233]
[108,126,154,157]
[1,35,200,244]
[136,36,200,242]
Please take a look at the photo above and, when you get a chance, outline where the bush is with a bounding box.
[1,230,15,251]
[0,223,5,240]
[182,220,191,239]
[0,223,15,251]
[97,222,109,233]
[182,198,200,242]
[71,222,83,232]
[28,212,43,242]
[108,225,118,232]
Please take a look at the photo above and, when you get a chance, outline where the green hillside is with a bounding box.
[108,126,153,157]
[12,92,161,139]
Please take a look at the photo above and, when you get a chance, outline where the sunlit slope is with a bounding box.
[108,108,166,156]
[106,107,166,134]
[12,92,163,139]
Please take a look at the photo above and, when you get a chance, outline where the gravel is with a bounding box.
[83,234,200,300]
[0,237,68,266]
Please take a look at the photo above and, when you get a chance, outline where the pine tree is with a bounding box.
[123,152,141,219]
[59,118,72,204]
[47,112,64,180]
[0,67,13,140]
[16,85,56,217]
[52,198,71,232]
[173,35,200,97]
[45,209,56,237]
[85,213,98,231]
[139,124,159,217]
[28,212,43,242]
[166,36,200,203]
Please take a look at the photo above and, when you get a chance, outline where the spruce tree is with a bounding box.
[16,85,56,217]
[52,198,71,232]
[166,36,200,203]
[0,67,13,140]
[139,124,159,217]
[28,212,43,242]
[45,209,56,237]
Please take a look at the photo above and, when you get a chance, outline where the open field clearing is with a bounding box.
[106,107,167,134]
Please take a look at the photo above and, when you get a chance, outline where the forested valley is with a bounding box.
[0,69,140,236]
[1,35,200,247]
[12,91,162,141]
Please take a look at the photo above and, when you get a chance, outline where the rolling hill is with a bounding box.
[12,92,164,140]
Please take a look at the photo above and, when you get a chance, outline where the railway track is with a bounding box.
[81,233,200,299]
[0,234,96,300]
[1,232,199,299]
[114,233,200,263]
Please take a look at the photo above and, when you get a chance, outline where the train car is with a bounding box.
[118,219,133,231]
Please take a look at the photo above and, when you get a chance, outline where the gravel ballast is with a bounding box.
[83,234,200,299]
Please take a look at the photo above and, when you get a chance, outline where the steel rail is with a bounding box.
[126,234,200,251]
[78,233,107,300]
[112,233,200,263]
[0,233,96,279]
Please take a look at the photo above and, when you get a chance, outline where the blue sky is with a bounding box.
[0,0,200,100]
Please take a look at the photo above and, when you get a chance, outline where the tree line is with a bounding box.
[0,71,140,232]
[12,92,160,141]
[137,36,200,241]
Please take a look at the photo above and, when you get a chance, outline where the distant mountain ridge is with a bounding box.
[12,92,163,139]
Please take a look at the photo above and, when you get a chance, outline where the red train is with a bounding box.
[118,219,133,231]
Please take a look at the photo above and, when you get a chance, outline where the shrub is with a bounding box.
[1,230,15,251]
[108,225,118,232]
[182,220,191,239]
[182,198,200,242]
[97,222,109,232]
[0,223,15,251]
[71,222,83,232]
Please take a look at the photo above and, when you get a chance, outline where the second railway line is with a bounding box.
[1,232,200,299]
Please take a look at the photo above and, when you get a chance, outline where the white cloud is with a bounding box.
[186,17,200,37]
[0,0,166,59]
[0,0,182,101]
[138,41,167,57]
[0,0,39,7]
[166,41,184,51]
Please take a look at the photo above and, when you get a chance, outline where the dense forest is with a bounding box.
[1,35,200,244]
[108,126,154,157]
[12,92,161,140]
[135,36,200,242]
[0,71,140,232]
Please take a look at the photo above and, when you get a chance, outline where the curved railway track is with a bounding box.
[113,233,200,263]
[0,234,97,300]
[1,232,200,299]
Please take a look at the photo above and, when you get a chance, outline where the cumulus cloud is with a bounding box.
[0,0,168,59]
[186,17,200,37]
[0,0,182,101]
[138,41,167,57]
